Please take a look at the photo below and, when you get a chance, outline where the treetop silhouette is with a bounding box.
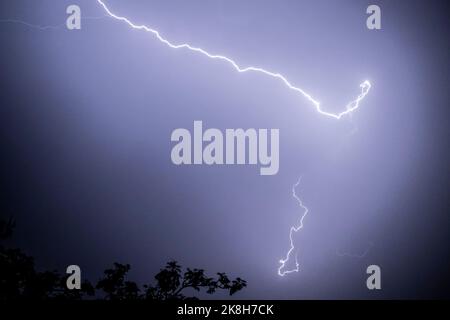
[0,217,246,301]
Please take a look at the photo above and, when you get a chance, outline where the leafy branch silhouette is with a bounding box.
[96,261,246,300]
[0,217,246,301]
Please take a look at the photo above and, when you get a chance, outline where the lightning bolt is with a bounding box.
[0,15,108,31]
[0,2,373,277]
[278,178,308,276]
[0,18,63,30]
[96,0,371,119]
[94,0,373,276]
[336,242,374,258]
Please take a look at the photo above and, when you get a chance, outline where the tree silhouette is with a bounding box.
[96,263,140,300]
[0,217,94,301]
[94,260,247,300]
[0,217,246,301]
[0,217,15,240]
[144,260,246,300]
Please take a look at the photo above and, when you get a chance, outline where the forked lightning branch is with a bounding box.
[90,0,372,276]
[96,0,371,119]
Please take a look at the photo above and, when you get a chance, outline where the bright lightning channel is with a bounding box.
[278,178,308,276]
[0,16,108,30]
[97,0,371,119]
[96,1,372,276]
[336,242,374,258]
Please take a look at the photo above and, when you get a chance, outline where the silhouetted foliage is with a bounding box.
[0,217,94,301]
[0,217,246,301]
[143,261,247,300]
[0,217,15,240]
[96,263,141,300]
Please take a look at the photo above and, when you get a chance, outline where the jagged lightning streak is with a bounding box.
[96,0,371,119]
[0,18,63,30]
[278,178,308,276]
[95,0,373,276]
[336,242,374,258]
[0,16,109,31]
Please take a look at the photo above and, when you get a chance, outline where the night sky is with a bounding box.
[0,0,449,299]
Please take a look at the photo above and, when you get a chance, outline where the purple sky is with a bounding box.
[0,0,449,298]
